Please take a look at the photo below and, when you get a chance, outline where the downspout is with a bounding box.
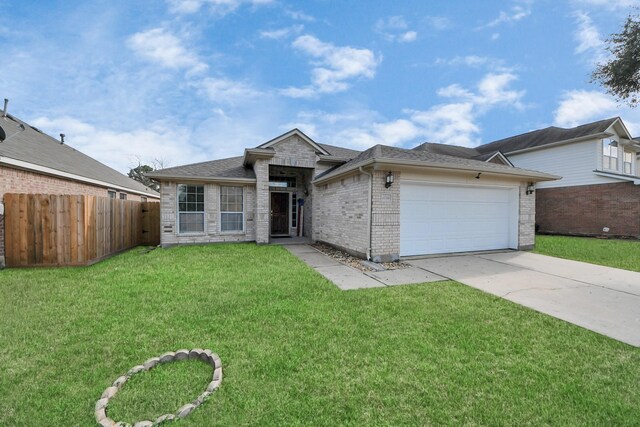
[359,166,373,260]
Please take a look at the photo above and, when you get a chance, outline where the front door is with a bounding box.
[270,192,289,236]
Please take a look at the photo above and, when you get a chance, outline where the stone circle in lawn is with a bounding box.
[95,349,223,427]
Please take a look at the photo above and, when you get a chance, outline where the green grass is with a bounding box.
[535,235,640,272]
[1,244,639,426]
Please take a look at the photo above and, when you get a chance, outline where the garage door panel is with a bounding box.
[400,182,518,256]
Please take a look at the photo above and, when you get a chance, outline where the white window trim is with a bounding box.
[602,139,619,172]
[176,183,206,235]
[290,192,297,229]
[219,185,245,234]
[623,148,635,175]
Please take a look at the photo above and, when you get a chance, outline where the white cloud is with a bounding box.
[284,71,526,150]
[285,9,315,22]
[375,16,418,43]
[196,77,262,104]
[573,11,606,63]
[554,90,617,127]
[283,35,381,97]
[425,16,452,31]
[571,0,640,10]
[127,28,207,74]
[260,25,304,40]
[436,55,508,71]
[484,1,533,28]
[30,116,207,174]
[166,0,273,15]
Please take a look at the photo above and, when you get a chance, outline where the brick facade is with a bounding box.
[518,182,536,249]
[536,182,640,238]
[159,181,257,246]
[370,170,400,262]
[313,172,370,258]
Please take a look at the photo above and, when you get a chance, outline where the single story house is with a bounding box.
[147,129,557,261]
[0,101,160,267]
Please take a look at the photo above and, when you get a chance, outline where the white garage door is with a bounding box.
[400,182,519,256]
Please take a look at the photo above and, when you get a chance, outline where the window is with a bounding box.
[141,196,148,202]
[291,193,297,228]
[602,139,618,171]
[220,186,243,232]
[268,176,296,188]
[107,190,116,199]
[178,184,204,233]
[623,150,634,174]
[119,193,127,200]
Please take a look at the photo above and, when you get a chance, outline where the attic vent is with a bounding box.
[29,126,43,133]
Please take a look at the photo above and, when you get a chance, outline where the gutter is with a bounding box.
[314,157,559,185]
[503,132,612,156]
[0,156,160,198]
[359,166,373,261]
[145,173,256,184]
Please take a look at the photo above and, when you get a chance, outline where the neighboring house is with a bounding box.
[0,104,160,267]
[473,118,640,238]
[147,129,557,261]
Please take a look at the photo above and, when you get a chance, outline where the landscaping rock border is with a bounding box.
[95,349,223,427]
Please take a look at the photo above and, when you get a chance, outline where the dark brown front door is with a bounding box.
[270,192,289,235]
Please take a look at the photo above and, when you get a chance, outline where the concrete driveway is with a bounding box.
[408,252,640,347]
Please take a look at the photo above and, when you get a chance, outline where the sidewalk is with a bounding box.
[285,244,445,290]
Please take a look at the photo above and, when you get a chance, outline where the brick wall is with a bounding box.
[159,181,257,246]
[370,170,400,262]
[313,172,370,258]
[536,182,640,238]
[519,182,536,250]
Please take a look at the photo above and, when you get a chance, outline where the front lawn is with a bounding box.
[1,244,638,426]
[535,235,640,272]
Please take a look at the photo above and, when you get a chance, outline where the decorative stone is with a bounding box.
[206,380,220,393]
[174,349,189,360]
[101,386,118,400]
[95,407,107,422]
[98,349,222,426]
[142,357,160,370]
[213,367,223,382]
[95,397,109,412]
[189,348,204,359]
[127,365,145,376]
[200,349,212,363]
[176,403,197,418]
[211,353,222,369]
[98,417,115,427]
[154,414,176,424]
[159,351,176,363]
[112,375,128,388]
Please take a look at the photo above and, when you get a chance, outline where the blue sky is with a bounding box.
[1,0,639,173]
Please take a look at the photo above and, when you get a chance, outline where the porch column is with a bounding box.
[254,159,270,244]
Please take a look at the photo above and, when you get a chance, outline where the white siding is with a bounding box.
[508,139,619,188]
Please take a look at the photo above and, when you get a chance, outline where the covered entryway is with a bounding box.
[400,182,519,256]
[270,192,290,236]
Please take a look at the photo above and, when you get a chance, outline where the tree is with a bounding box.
[128,164,160,192]
[592,14,640,107]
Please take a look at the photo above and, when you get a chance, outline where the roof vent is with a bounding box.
[60,133,65,144]
[2,98,8,117]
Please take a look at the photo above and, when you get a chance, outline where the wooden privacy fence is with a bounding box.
[3,194,160,267]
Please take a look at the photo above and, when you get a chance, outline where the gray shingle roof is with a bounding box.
[477,117,618,154]
[412,142,483,159]
[0,114,158,195]
[317,143,360,159]
[147,156,255,180]
[315,143,554,181]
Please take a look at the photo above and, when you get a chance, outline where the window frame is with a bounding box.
[119,193,127,200]
[107,190,116,199]
[623,149,634,175]
[177,184,205,235]
[291,192,297,229]
[602,139,619,171]
[220,185,244,234]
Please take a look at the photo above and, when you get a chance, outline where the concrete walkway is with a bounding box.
[409,252,640,347]
[285,245,445,291]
